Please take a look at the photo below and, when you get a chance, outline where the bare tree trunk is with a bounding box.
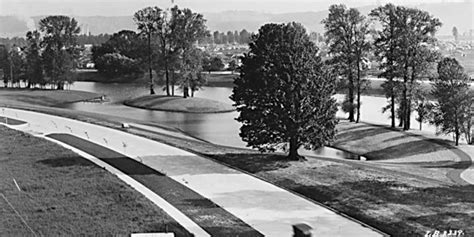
[356,57,361,123]
[348,68,355,122]
[148,33,155,95]
[391,90,395,128]
[288,136,302,161]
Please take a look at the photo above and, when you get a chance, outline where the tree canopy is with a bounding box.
[231,22,338,160]
[39,15,81,90]
[323,5,370,123]
[431,57,472,145]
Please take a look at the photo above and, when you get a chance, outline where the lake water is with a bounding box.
[2,80,440,158]
[64,81,440,155]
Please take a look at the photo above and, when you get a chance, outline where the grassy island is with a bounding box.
[124,95,235,113]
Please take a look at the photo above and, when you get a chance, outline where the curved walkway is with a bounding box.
[0,107,384,236]
[459,145,474,184]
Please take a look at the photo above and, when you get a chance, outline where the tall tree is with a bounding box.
[134,7,164,95]
[5,46,25,88]
[0,45,8,87]
[39,15,80,90]
[213,31,221,44]
[227,31,234,44]
[234,30,240,44]
[323,5,369,123]
[370,4,404,128]
[25,30,44,87]
[179,48,206,98]
[169,6,208,97]
[239,29,251,44]
[431,58,472,146]
[231,22,338,160]
[452,26,459,42]
[352,10,371,123]
[396,7,441,130]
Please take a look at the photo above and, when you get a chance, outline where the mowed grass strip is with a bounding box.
[207,152,474,236]
[0,116,27,126]
[0,89,102,107]
[0,126,191,236]
[47,133,263,237]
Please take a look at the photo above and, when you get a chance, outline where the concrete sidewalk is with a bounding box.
[1,107,384,236]
[460,145,474,184]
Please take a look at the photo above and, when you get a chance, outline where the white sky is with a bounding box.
[0,0,469,16]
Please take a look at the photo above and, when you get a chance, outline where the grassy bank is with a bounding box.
[1,96,473,236]
[0,88,103,107]
[125,121,474,236]
[124,95,235,113]
[0,126,190,236]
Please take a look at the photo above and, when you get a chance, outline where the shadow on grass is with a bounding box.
[271,177,474,236]
[405,212,473,231]
[208,153,291,173]
[38,156,95,167]
[1,94,63,106]
[364,139,471,161]
[336,127,392,142]
[420,161,472,169]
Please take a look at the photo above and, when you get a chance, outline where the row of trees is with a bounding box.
[231,3,471,160]
[91,6,210,97]
[199,29,252,45]
[323,3,472,145]
[323,4,442,129]
[1,16,81,89]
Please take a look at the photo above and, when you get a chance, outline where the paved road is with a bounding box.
[0,107,384,237]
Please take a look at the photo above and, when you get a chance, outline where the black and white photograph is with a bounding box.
[0,0,473,236]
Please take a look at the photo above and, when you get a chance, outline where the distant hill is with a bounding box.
[0,2,471,37]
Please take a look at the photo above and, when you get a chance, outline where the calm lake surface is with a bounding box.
[0,80,441,158]
[59,81,440,157]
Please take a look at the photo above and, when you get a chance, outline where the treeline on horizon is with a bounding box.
[0,29,257,47]
[0,3,472,146]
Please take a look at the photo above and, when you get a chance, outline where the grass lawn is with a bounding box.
[1,95,473,236]
[207,153,474,236]
[126,120,474,237]
[0,126,190,236]
[204,73,237,87]
[0,88,103,107]
[124,95,235,113]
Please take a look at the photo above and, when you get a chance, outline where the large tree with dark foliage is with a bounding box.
[39,15,80,90]
[24,30,44,87]
[170,6,208,98]
[231,22,338,160]
[431,58,472,146]
[92,30,146,77]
